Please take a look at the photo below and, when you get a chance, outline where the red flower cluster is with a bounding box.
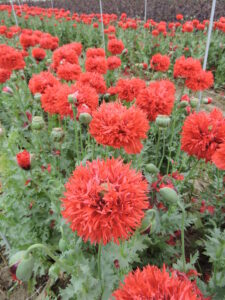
[89,102,149,154]
[16,150,31,170]
[78,72,106,94]
[110,78,146,102]
[0,68,11,83]
[29,71,59,95]
[57,62,81,81]
[107,38,124,55]
[61,158,148,245]
[32,47,46,61]
[181,108,225,162]
[150,53,170,72]
[136,79,175,121]
[107,56,121,70]
[185,70,214,91]
[212,143,225,170]
[113,264,203,299]
[0,44,25,72]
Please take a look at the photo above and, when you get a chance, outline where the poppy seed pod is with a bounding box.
[156,115,171,128]
[51,128,64,142]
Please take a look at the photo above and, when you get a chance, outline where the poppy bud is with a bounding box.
[34,93,41,101]
[79,112,92,125]
[59,239,67,252]
[32,116,45,130]
[179,100,189,108]
[51,128,64,142]
[16,254,34,282]
[140,209,156,233]
[16,150,31,170]
[145,163,159,174]
[2,86,13,95]
[159,187,179,203]
[190,97,199,108]
[203,97,212,104]
[68,92,78,104]
[156,115,171,128]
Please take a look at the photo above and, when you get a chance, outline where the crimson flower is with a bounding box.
[61,158,148,245]
[89,102,149,154]
[113,264,204,299]
[212,142,225,170]
[150,53,170,72]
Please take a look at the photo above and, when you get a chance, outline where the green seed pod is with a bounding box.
[51,128,64,143]
[190,97,199,108]
[156,115,171,128]
[16,255,34,282]
[79,112,92,125]
[32,116,45,130]
[140,209,156,233]
[145,163,159,174]
[59,239,67,252]
[34,93,41,101]
[159,187,179,203]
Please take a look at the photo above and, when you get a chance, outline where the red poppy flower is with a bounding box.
[32,48,46,61]
[107,56,121,70]
[89,102,149,154]
[185,70,214,91]
[77,72,106,94]
[57,62,81,81]
[71,82,99,111]
[86,48,105,58]
[52,44,79,71]
[113,264,202,299]
[16,150,31,170]
[61,158,148,245]
[212,142,225,170]
[181,109,225,162]
[29,71,59,94]
[0,68,11,83]
[150,53,170,72]
[176,14,184,21]
[85,56,107,74]
[108,39,124,55]
[174,56,202,79]
[113,78,146,102]
[136,79,175,121]
[0,44,25,71]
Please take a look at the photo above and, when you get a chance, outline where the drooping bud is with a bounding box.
[32,116,45,130]
[16,254,34,282]
[145,163,159,174]
[51,127,64,142]
[68,91,78,104]
[159,187,179,203]
[156,115,171,128]
[140,209,156,233]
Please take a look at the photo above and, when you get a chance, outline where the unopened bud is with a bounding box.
[159,187,179,203]
[79,112,92,125]
[51,127,64,142]
[34,93,41,101]
[32,116,45,130]
[145,163,159,174]
[190,97,199,108]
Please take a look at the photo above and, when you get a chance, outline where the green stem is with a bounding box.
[155,128,161,166]
[158,131,166,170]
[177,202,186,272]
[72,106,80,162]
[97,243,103,292]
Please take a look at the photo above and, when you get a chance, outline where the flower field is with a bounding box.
[0,4,225,299]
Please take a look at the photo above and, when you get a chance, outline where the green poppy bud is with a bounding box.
[9,251,26,267]
[190,97,199,108]
[156,115,171,128]
[16,254,34,282]
[179,100,189,108]
[145,163,159,174]
[79,112,92,125]
[59,239,67,252]
[68,93,78,104]
[140,209,156,233]
[34,93,41,101]
[159,187,179,203]
[32,116,45,130]
[51,128,64,142]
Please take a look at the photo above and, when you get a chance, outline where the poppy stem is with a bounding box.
[97,242,103,292]
[177,201,186,272]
